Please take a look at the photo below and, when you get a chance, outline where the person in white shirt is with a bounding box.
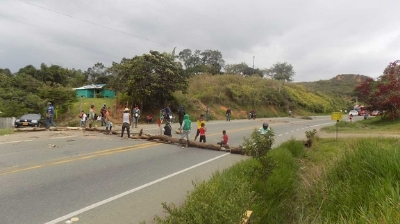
[121,108,131,139]
[79,110,87,128]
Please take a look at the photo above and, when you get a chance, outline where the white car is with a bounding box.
[349,110,358,116]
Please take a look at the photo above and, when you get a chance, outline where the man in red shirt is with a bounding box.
[217,130,229,151]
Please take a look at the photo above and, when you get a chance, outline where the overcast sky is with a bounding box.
[1,0,399,82]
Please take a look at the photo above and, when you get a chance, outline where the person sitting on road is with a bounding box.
[163,121,172,137]
[146,115,153,124]
[217,130,229,151]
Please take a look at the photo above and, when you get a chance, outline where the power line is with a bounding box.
[13,0,175,48]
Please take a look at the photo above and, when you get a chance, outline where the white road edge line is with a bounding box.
[0,140,33,145]
[44,153,230,224]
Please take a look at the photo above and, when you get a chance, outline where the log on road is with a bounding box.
[138,134,244,155]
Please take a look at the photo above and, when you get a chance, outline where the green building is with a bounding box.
[73,84,115,98]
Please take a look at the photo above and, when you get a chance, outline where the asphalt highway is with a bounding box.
[0,116,340,224]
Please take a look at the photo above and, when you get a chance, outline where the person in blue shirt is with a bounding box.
[45,102,56,130]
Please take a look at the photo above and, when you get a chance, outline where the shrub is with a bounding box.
[304,129,317,147]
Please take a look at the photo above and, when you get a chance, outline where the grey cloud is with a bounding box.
[1,0,400,82]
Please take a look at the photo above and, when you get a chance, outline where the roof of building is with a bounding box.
[73,84,106,90]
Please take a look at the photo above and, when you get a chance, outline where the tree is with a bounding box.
[65,69,87,87]
[355,60,400,119]
[224,62,263,77]
[200,50,225,74]
[0,68,12,76]
[268,62,295,82]
[178,49,225,75]
[224,62,249,75]
[178,49,202,69]
[85,62,111,84]
[110,50,188,110]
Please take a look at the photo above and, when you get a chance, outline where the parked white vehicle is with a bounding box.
[349,110,358,116]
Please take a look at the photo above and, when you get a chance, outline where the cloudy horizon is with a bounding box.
[1,0,399,82]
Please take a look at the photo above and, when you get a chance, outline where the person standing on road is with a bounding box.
[88,105,95,128]
[132,105,140,128]
[178,106,185,131]
[79,110,87,128]
[105,107,113,134]
[194,114,205,141]
[100,104,107,126]
[179,114,192,148]
[199,123,207,143]
[226,108,231,121]
[349,114,353,122]
[121,108,131,139]
[205,106,210,121]
[45,102,56,130]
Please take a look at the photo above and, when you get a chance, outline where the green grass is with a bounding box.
[153,139,304,224]
[57,98,116,126]
[321,116,400,133]
[0,129,13,135]
[297,137,400,223]
[152,117,400,223]
[154,159,259,224]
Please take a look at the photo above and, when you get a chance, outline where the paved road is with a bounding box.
[0,116,338,224]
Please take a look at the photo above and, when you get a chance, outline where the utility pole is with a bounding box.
[252,56,255,75]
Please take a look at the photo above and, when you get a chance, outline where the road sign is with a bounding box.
[331,112,342,121]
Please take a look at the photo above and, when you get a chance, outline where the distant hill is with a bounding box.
[296,74,371,99]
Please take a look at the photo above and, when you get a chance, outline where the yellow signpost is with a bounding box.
[331,112,342,121]
[331,112,342,140]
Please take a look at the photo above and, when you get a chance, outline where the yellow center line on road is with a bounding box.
[0,142,162,176]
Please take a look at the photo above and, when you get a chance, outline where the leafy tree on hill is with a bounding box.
[266,62,295,82]
[224,62,263,77]
[110,50,188,110]
[178,49,225,75]
[355,60,400,119]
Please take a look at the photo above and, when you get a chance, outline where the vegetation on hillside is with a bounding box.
[173,74,352,120]
[297,74,370,100]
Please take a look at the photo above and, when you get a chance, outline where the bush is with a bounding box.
[304,129,317,147]
[281,138,305,158]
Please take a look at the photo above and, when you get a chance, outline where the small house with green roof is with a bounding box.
[73,84,115,98]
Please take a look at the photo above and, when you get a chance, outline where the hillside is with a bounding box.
[59,74,358,125]
[297,74,370,99]
[170,74,353,120]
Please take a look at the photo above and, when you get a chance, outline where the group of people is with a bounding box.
[177,112,229,150]
[74,104,269,150]
[79,104,114,132]
[77,104,141,139]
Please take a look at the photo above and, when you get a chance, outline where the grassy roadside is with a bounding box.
[321,116,400,133]
[0,129,13,135]
[152,118,400,223]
